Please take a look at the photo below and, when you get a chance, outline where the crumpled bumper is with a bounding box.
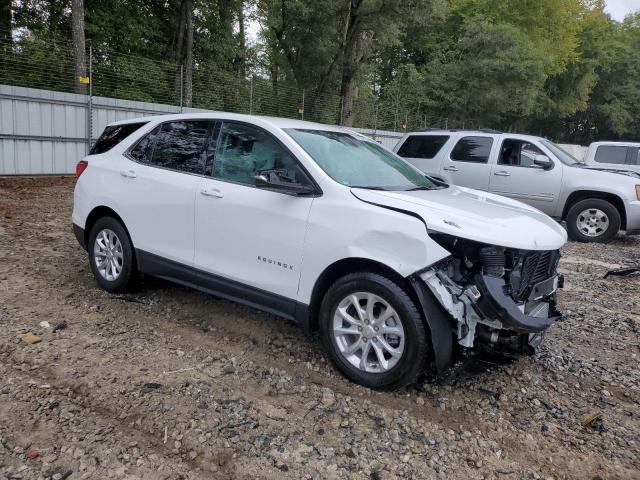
[418,259,563,355]
[474,272,563,333]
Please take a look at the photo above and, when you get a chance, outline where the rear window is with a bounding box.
[451,136,493,163]
[594,145,627,165]
[397,135,449,159]
[90,122,148,155]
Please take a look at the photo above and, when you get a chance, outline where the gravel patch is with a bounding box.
[0,177,638,479]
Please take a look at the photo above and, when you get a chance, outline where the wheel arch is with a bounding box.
[84,206,135,252]
[306,258,412,333]
[306,257,454,374]
[562,190,626,230]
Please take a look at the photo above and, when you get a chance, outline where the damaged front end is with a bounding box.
[416,232,563,358]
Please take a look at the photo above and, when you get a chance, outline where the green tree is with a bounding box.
[562,11,640,142]
[423,22,547,128]
[0,0,11,45]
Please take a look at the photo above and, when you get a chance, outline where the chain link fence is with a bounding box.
[0,38,476,134]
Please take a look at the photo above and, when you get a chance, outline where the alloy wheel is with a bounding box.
[332,292,405,373]
[93,228,124,281]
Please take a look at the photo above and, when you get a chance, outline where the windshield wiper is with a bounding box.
[349,186,390,190]
[351,185,435,191]
[404,186,434,191]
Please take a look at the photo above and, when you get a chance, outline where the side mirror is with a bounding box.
[533,154,553,170]
[255,169,317,196]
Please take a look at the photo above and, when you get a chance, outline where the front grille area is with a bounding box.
[511,250,560,302]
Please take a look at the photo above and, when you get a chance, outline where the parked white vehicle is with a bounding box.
[73,114,566,389]
[394,130,640,242]
[584,141,640,174]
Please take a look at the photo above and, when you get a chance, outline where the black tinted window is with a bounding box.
[149,121,212,174]
[90,122,147,155]
[594,145,627,164]
[128,125,160,163]
[633,148,640,166]
[397,135,449,159]
[451,136,493,163]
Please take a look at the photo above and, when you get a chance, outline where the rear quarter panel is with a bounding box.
[72,154,135,236]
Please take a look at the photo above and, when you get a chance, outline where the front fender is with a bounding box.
[297,192,451,304]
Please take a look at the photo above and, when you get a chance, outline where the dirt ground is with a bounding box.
[0,176,638,480]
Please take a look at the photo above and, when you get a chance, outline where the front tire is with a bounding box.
[566,199,621,243]
[88,217,138,293]
[319,272,431,390]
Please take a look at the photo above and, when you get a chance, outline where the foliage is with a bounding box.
[2,0,640,142]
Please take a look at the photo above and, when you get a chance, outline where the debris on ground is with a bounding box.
[141,382,163,394]
[18,332,42,344]
[581,410,602,426]
[603,266,640,278]
[51,320,68,333]
[222,363,237,374]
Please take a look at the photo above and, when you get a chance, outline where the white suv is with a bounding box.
[73,113,566,389]
[584,141,640,174]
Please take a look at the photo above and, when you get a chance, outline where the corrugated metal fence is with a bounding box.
[0,84,403,175]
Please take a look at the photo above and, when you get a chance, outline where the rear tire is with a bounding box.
[88,217,138,293]
[319,272,431,390]
[566,199,620,243]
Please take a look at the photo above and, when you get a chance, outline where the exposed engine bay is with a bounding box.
[419,232,563,354]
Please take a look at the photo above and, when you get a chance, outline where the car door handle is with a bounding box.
[443,166,459,172]
[120,169,137,178]
[200,188,224,198]
[494,171,511,177]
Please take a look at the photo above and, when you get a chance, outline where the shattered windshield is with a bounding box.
[285,129,438,191]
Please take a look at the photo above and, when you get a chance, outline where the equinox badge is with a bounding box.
[258,256,294,270]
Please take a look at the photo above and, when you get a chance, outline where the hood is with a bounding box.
[580,165,640,179]
[351,186,567,251]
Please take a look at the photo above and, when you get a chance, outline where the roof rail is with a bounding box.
[419,128,463,132]
[418,128,502,133]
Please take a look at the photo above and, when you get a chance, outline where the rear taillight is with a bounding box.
[76,160,88,177]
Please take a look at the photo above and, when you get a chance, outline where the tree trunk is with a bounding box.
[0,0,11,46]
[339,30,373,126]
[175,0,194,108]
[183,0,194,107]
[218,0,235,110]
[340,81,357,126]
[71,0,87,94]
[236,0,246,78]
[337,0,374,127]
[270,60,279,114]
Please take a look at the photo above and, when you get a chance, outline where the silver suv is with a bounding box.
[394,130,640,242]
